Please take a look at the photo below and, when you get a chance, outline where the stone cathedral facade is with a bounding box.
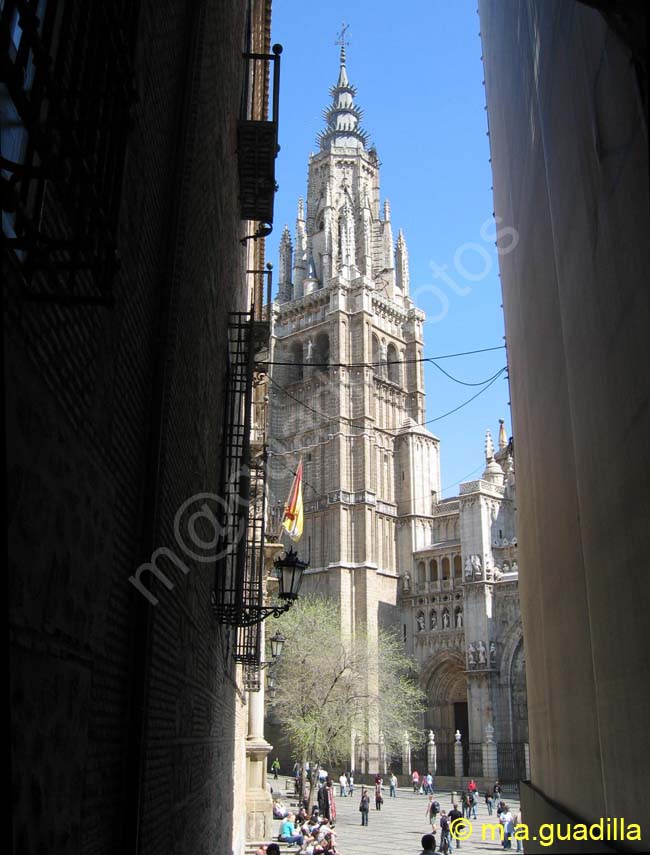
[269,47,527,778]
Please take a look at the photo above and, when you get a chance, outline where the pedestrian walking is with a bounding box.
[389,771,398,798]
[412,769,420,792]
[338,772,347,798]
[468,789,477,819]
[448,804,463,850]
[485,790,493,816]
[359,788,370,826]
[500,803,515,850]
[271,757,280,780]
[425,794,440,831]
[439,810,452,853]
[374,775,384,810]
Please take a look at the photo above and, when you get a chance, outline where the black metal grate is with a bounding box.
[497,742,526,783]
[468,742,483,777]
[1,0,139,304]
[212,312,271,667]
[435,741,455,776]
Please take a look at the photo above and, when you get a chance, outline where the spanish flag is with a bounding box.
[282,459,304,542]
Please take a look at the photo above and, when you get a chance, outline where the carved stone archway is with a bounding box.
[421,650,467,743]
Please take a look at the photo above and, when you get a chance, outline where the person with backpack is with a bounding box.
[439,810,452,853]
[426,794,441,831]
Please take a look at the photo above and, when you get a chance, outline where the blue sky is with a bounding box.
[267,0,511,496]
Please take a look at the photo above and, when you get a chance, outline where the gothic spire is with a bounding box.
[498,419,508,450]
[317,44,369,151]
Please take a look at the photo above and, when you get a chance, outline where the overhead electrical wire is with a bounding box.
[268,365,507,442]
[262,344,506,369]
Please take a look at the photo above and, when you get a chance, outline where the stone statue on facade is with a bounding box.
[464,557,473,579]
[305,339,313,362]
[478,641,487,665]
[417,613,425,631]
[455,729,462,743]
[403,573,411,592]
[471,554,483,579]
[431,610,438,630]
[455,609,463,628]
[489,642,497,667]
[442,609,450,629]
[467,643,476,667]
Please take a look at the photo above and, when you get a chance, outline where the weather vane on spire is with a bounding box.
[335,21,351,62]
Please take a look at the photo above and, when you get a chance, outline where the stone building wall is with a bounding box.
[7,1,262,852]
[480,0,649,845]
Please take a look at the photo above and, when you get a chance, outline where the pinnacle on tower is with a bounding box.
[498,418,508,450]
[317,41,369,151]
[485,429,495,461]
[396,229,410,292]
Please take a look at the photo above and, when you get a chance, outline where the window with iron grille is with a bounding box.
[1,0,138,304]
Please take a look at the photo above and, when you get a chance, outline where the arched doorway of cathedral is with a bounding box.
[421,651,467,776]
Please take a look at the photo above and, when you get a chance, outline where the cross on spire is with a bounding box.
[335,21,350,63]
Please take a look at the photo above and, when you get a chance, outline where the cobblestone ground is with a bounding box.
[273,786,522,855]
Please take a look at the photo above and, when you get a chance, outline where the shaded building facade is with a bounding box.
[479,0,649,849]
[5,1,280,852]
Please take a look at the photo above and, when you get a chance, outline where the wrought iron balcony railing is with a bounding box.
[237,43,281,230]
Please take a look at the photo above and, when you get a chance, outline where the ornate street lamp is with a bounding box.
[274,546,307,601]
[269,630,286,660]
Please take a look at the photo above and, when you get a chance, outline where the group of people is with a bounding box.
[269,792,341,854]
[420,780,523,853]
[411,769,436,794]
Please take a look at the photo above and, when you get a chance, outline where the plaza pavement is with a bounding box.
[271,785,522,855]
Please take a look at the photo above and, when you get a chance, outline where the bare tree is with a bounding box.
[268,595,425,807]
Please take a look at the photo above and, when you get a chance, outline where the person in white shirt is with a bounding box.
[389,772,398,798]
[338,772,347,797]
[499,804,515,850]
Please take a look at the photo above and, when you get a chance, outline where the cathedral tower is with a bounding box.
[270,46,441,773]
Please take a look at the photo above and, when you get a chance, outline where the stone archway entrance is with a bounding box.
[424,656,468,741]
[420,653,467,775]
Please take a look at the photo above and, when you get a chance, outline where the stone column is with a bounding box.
[245,676,273,840]
[454,730,464,780]
[427,730,437,776]
[482,721,498,782]
[402,731,411,777]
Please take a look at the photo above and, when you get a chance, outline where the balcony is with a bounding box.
[237,44,282,226]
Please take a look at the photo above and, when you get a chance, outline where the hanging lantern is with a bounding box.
[269,630,286,659]
[273,546,307,601]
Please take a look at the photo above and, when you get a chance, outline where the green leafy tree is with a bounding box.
[268,594,426,806]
